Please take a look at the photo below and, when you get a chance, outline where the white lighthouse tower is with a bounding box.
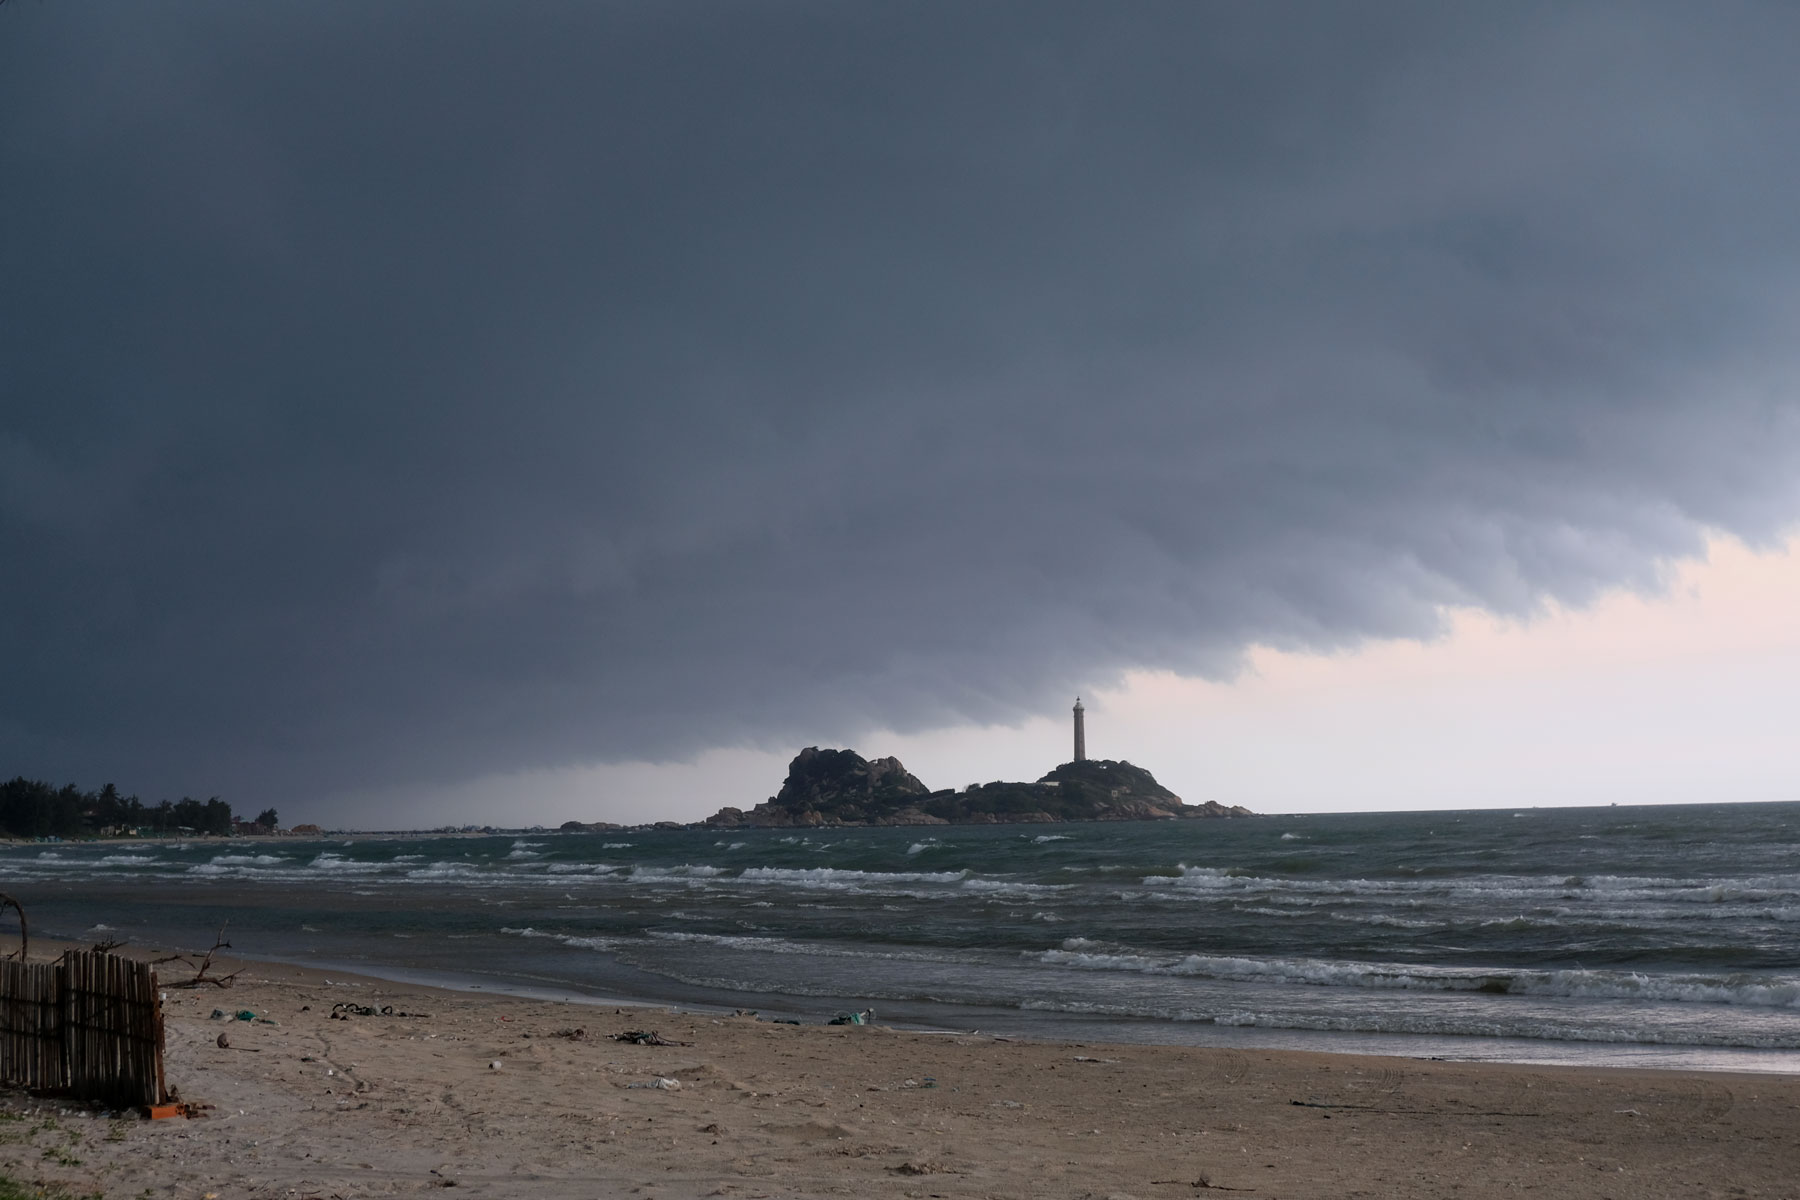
[1072,697,1087,763]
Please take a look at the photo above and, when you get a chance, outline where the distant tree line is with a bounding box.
[0,778,277,839]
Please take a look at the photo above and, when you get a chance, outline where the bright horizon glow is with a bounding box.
[322,532,1800,828]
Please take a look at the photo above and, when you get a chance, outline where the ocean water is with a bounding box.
[5,802,1798,1072]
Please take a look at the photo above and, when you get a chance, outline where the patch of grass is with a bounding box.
[0,1173,102,1200]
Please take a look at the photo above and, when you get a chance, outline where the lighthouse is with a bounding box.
[1072,697,1086,763]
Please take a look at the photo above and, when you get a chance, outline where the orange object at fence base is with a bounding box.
[144,1102,188,1120]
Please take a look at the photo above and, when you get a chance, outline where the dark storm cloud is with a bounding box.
[4,2,1799,812]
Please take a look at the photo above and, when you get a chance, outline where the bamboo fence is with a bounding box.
[0,957,63,1093]
[0,952,165,1107]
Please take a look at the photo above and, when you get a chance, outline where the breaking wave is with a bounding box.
[1035,944,1800,1008]
[735,866,967,886]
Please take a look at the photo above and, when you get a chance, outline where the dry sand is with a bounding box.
[3,947,1797,1199]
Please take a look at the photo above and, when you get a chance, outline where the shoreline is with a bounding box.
[26,914,1800,1080]
[165,945,1800,1078]
[5,941,1799,1198]
[114,920,1800,1078]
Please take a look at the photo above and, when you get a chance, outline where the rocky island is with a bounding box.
[701,746,1253,828]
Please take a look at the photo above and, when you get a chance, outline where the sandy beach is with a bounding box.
[0,945,1794,1200]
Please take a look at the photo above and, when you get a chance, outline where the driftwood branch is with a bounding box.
[1151,1177,1255,1193]
[151,924,243,988]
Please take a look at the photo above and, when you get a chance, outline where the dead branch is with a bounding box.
[0,893,26,961]
[612,1029,691,1046]
[1152,1177,1255,1192]
[151,924,243,988]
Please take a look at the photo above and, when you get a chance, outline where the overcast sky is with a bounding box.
[4,3,1799,827]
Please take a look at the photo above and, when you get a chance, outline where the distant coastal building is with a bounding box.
[1073,697,1086,763]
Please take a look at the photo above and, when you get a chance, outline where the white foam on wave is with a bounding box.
[736,866,967,887]
[961,878,1070,898]
[187,860,321,880]
[1751,906,1800,923]
[1032,834,1072,843]
[1140,865,1390,895]
[98,854,161,865]
[602,842,633,849]
[1134,866,1800,916]
[1032,945,1800,1009]
[208,854,285,866]
[406,862,486,880]
[1552,874,1800,912]
[1038,947,1520,994]
[501,925,620,952]
[1017,997,1214,1023]
[309,853,384,873]
[643,929,967,965]
[1509,969,1800,1009]
[647,931,818,954]
[505,848,543,860]
[1329,911,1439,929]
[1013,998,1800,1049]
[630,864,728,881]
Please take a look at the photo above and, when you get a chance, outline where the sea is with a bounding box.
[5,802,1798,1073]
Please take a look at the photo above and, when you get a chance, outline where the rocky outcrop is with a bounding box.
[914,758,1247,823]
[1188,800,1255,818]
[704,747,938,828]
[700,748,1253,828]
